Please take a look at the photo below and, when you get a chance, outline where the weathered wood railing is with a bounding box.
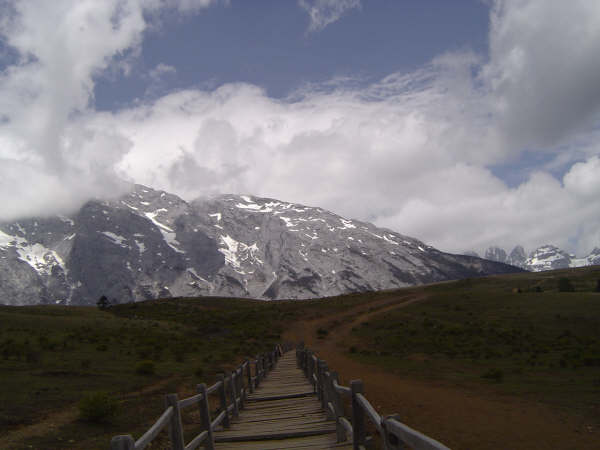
[296,347,451,450]
[111,344,285,450]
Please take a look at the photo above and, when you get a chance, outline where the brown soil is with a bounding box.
[283,292,599,450]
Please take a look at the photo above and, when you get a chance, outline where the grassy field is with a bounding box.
[1,266,599,449]
[0,298,293,448]
[349,268,600,420]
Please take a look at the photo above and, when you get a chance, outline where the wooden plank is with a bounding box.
[249,391,315,402]
[215,433,352,449]
[215,427,337,442]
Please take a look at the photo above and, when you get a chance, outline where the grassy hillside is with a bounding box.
[348,267,600,420]
[0,298,292,448]
[1,266,599,449]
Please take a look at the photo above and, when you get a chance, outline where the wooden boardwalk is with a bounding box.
[214,351,352,449]
[112,346,450,450]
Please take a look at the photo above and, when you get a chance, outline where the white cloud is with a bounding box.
[1,0,600,259]
[483,0,600,151]
[0,0,220,219]
[148,62,177,82]
[298,0,361,32]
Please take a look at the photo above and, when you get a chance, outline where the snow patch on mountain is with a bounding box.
[144,210,185,254]
[101,231,128,248]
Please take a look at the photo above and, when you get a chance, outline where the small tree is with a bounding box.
[96,295,109,309]
[558,278,575,292]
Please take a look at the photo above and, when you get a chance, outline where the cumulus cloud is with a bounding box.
[1,0,600,258]
[298,0,361,32]
[0,0,220,219]
[483,0,600,151]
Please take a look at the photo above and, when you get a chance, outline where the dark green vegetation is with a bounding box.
[1,266,599,448]
[0,297,299,448]
[350,267,600,419]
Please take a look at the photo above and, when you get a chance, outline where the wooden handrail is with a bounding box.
[383,417,450,450]
[333,379,351,395]
[295,347,451,450]
[111,345,282,450]
[206,380,221,395]
[135,406,173,450]
[178,392,203,409]
[211,410,227,430]
[184,430,208,450]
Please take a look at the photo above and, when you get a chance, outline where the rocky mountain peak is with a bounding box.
[0,185,522,306]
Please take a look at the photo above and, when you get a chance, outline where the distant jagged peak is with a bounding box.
[485,246,507,263]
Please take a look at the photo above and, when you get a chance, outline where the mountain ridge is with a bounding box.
[0,185,522,305]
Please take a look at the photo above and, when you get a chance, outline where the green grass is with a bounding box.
[350,267,600,420]
[0,297,295,448]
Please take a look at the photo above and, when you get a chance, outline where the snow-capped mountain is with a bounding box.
[0,185,522,306]
[479,244,600,272]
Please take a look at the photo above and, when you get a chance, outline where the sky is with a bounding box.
[1,0,600,257]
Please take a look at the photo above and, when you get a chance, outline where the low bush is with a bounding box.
[135,360,155,375]
[78,392,118,423]
[558,278,575,292]
[481,368,504,383]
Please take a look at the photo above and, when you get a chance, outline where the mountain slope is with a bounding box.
[0,185,522,305]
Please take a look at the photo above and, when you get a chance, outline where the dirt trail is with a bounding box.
[283,292,598,450]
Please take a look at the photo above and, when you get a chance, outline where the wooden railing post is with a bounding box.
[254,355,261,387]
[230,372,240,418]
[319,361,329,410]
[217,374,230,428]
[330,371,344,417]
[304,350,309,378]
[246,360,254,393]
[197,383,215,450]
[351,380,366,450]
[237,367,245,409]
[164,394,185,450]
[330,371,346,442]
[111,435,134,450]
[317,359,325,405]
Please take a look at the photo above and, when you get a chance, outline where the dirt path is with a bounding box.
[2,376,178,449]
[283,292,598,450]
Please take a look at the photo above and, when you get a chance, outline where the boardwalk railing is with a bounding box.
[296,347,450,450]
[111,344,286,450]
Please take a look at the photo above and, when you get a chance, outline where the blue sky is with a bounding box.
[95,0,490,109]
[1,0,600,256]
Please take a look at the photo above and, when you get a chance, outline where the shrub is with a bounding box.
[317,328,328,338]
[78,392,118,423]
[135,360,155,375]
[558,278,575,292]
[194,366,204,378]
[173,347,186,362]
[25,349,42,363]
[481,368,504,383]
